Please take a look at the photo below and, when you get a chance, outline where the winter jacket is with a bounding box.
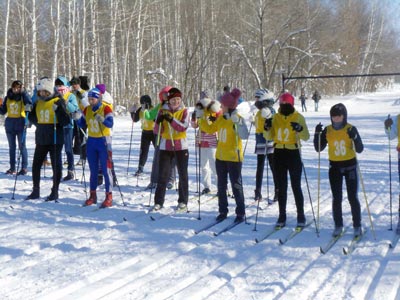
[0,88,32,132]
[132,106,155,131]
[191,108,220,148]
[78,101,113,138]
[254,107,275,155]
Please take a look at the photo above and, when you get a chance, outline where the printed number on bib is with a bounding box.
[277,128,290,142]
[334,140,346,156]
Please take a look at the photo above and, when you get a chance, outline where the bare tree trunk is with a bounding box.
[3,0,10,93]
[51,0,61,79]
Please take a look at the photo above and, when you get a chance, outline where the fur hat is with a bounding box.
[36,78,54,94]
[168,87,182,100]
[279,92,295,106]
[220,88,241,109]
[88,88,101,99]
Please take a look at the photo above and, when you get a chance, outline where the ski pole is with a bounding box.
[317,129,322,232]
[297,133,319,236]
[127,117,134,176]
[194,126,201,220]
[353,140,376,239]
[388,116,393,230]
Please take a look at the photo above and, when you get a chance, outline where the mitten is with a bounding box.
[315,123,323,134]
[156,114,165,124]
[290,122,303,132]
[208,115,217,122]
[261,108,272,119]
[347,126,357,140]
[264,118,272,131]
[95,114,105,123]
[384,118,393,129]
[164,112,173,123]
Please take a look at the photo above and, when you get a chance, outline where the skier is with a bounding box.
[54,76,79,181]
[198,88,249,223]
[253,88,278,202]
[264,92,309,228]
[152,87,189,211]
[143,86,177,190]
[26,78,71,201]
[299,90,307,112]
[73,87,114,208]
[312,90,321,112]
[191,93,221,194]
[0,80,32,175]
[129,95,156,176]
[70,76,90,166]
[314,103,364,237]
[384,115,400,234]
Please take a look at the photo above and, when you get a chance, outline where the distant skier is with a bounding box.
[312,90,321,112]
[314,103,364,237]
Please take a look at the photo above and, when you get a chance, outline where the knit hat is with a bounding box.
[55,76,70,87]
[279,92,295,106]
[158,86,172,102]
[96,84,106,94]
[36,78,54,94]
[140,95,152,105]
[69,76,81,85]
[168,87,182,100]
[88,88,101,99]
[199,97,212,108]
[220,88,241,109]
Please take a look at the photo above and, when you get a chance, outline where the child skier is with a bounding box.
[314,103,364,237]
[74,87,114,208]
[198,88,249,222]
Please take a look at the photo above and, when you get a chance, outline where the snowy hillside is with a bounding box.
[0,87,400,300]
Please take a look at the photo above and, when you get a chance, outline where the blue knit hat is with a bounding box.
[88,88,101,99]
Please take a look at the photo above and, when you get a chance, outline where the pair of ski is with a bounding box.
[194,217,246,236]
[147,205,189,221]
[255,222,312,244]
[320,227,367,255]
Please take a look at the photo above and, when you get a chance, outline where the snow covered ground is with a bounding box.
[1,86,400,300]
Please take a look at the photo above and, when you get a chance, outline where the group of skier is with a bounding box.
[2,79,400,238]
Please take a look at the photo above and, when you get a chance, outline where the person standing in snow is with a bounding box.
[152,87,189,211]
[54,76,79,181]
[312,90,321,112]
[384,115,400,234]
[73,87,114,208]
[143,86,177,190]
[198,88,249,223]
[0,80,32,175]
[299,89,307,112]
[129,95,156,176]
[70,76,90,166]
[26,78,71,201]
[264,92,309,228]
[253,88,278,202]
[191,92,221,195]
[314,103,364,237]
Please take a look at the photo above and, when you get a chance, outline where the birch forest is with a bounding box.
[1,0,399,107]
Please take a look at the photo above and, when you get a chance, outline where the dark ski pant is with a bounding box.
[6,127,28,170]
[255,153,278,196]
[329,164,361,228]
[138,130,156,170]
[215,159,245,217]
[274,148,305,223]
[154,149,188,207]
[150,146,176,185]
[31,143,63,192]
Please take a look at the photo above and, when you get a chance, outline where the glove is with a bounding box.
[261,108,272,119]
[231,112,240,124]
[156,114,165,124]
[315,123,323,134]
[191,111,196,122]
[384,117,393,129]
[290,122,303,132]
[347,126,357,140]
[24,104,32,112]
[195,108,204,118]
[264,118,272,131]
[95,114,105,123]
[208,115,217,122]
[72,111,82,120]
[52,103,58,111]
[128,104,137,113]
[163,112,173,123]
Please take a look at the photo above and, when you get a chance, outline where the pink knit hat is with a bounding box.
[279,92,295,106]
[220,88,241,109]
